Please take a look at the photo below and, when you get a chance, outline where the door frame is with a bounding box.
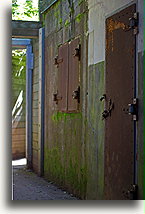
[12,38,33,168]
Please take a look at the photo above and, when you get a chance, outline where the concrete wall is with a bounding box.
[43,0,88,199]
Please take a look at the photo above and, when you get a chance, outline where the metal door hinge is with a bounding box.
[73,44,81,60]
[123,184,138,200]
[128,98,138,121]
[72,86,80,103]
[54,56,63,67]
[128,184,138,200]
[53,92,62,104]
[129,12,139,35]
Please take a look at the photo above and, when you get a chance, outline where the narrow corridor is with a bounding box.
[12,159,78,200]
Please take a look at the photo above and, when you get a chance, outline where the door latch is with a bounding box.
[128,98,138,121]
[72,86,80,103]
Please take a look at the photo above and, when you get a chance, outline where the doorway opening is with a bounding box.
[12,48,27,165]
[12,38,33,169]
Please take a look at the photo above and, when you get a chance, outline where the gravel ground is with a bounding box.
[12,165,78,200]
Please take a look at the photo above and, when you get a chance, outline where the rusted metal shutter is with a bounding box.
[104,4,136,199]
[68,38,80,112]
[57,43,69,112]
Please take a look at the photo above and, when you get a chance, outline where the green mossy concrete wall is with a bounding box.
[38,0,144,200]
[43,0,89,199]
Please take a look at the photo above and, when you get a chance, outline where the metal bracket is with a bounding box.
[128,98,138,121]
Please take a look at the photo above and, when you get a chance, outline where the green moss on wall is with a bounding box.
[44,145,87,197]
[44,146,65,183]
[42,0,88,199]
[51,112,82,123]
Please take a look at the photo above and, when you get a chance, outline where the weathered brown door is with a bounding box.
[104,4,137,199]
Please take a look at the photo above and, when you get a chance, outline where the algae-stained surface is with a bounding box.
[43,0,105,199]
[44,113,85,198]
[86,61,105,199]
[43,0,88,199]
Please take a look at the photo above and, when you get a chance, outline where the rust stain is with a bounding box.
[108,19,126,33]
[106,19,126,52]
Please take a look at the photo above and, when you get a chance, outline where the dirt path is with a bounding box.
[12,165,78,200]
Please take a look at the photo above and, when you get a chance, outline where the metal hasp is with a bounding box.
[128,98,138,121]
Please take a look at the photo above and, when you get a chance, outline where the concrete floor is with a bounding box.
[12,159,78,200]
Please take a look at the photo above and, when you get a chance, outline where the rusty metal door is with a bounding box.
[68,38,80,112]
[57,43,69,112]
[104,4,137,199]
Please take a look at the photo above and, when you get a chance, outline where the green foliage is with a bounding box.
[12,0,39,21]
[12,50,26,78]
[12,50,26,117]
